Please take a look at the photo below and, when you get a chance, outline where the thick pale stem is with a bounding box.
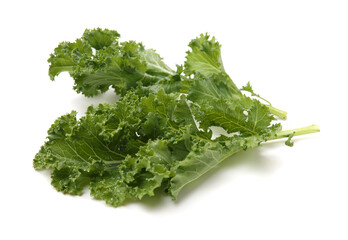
[274,124,320,140]
[268,105,287,120]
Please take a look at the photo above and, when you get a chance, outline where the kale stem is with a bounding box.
[268,105,287,120]
[274,124,320,140]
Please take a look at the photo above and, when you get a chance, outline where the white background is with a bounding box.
[1,0,347,239]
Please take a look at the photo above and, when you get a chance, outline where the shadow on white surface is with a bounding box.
[174,144,280,203]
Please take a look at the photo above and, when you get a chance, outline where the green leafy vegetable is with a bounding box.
[35,28,319,207]
[48,28,179,97]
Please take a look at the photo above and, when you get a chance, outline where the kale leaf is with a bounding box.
[35,28,319,207]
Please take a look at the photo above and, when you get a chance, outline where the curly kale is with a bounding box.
[34,28,319,207]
